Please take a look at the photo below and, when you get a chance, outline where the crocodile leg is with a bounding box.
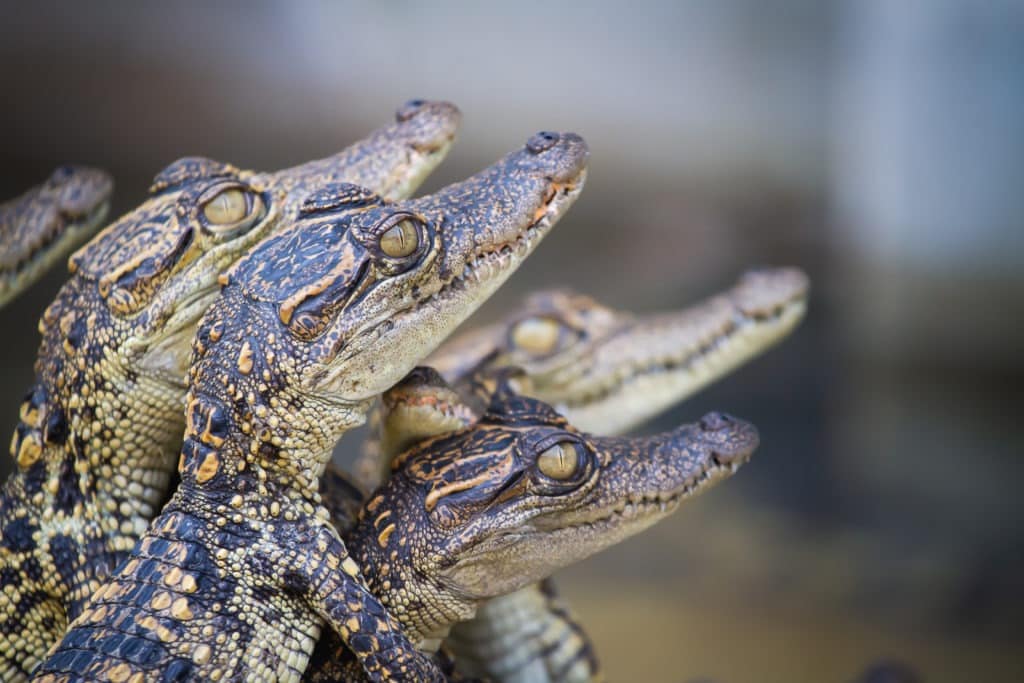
[353,378,597,682]
[0,166,113,308]
[35,132,588,681]
[0,100,461,681]
[348,268,807,681]
[316,371,759,681]
[442,579,601,683]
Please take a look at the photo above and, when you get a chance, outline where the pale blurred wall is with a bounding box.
[0,2,1021,681]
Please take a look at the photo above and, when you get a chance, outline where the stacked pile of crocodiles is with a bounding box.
[0,100,810,682]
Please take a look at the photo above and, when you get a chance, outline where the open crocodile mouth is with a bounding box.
[385,391,477,427]
[560,291,806,411]
[0,200,110,283]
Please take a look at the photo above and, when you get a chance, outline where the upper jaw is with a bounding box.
[411,131,589,287]
[537,413,759,533]
[435,413,758,599]
[260,99,461,204]
[550,267,809,431]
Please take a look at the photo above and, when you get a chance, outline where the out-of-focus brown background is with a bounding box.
[1,2,1021,681]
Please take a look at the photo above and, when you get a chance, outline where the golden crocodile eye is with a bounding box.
[203,188,249,226]
[379,219,420,258]
[510,317,563,356]
[536,441,582,480]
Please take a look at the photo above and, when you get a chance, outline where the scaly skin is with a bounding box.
[34,132,588,682]
[0,100,461,680]
[351,267,808,682]
[0,166,113,308]
[309,369,758,680]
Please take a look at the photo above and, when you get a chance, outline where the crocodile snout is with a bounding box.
[698,411,759,465]
[395,99,430,122]
[699,411,733,432]
[521,131,589,185]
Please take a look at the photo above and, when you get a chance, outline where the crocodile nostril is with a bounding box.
[395,99,427,122]
[49,165,75,183]
[699,412,731,432]
[526,131,560,154]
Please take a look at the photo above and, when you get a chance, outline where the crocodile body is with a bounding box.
[34,132,588,681]
[0,166,113,308]
[308,369,759,680]
[352,268,808,682]
[0,100,461,680]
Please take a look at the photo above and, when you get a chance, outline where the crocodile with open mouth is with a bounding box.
[306,368,759,681]
[0,100,461,680]
[33,132,588,681]
[352,267,808,682]
[0,166,113,308]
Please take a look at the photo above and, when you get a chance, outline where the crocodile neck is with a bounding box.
[6,280,187,532]
[175,309,369,514]
[346,516,477,648]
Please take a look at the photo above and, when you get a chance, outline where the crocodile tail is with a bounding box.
[444,579,603,683]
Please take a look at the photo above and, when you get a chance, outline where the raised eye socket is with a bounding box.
[379,218,420,258]
[509,316,564,356]
[536,441,582,480]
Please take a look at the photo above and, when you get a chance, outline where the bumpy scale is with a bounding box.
[308,369,759,681]
[352,268,809,682]
[33,132,588,681]
[0,100,462,680]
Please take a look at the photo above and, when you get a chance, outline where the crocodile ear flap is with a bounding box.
[300,183,384,215]
[150,157,239,195]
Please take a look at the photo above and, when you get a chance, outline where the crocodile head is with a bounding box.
[348,370,759,645]
[430,267,809,434]
[60,100,460,387]
[0,165,113,307]
[180,132,588,488]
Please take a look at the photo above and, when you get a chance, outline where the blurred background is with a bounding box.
[0,1,1021,681]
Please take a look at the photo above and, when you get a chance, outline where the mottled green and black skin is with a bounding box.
[351,268,808,682]
[0,100,461,680]
[34,132,588,682]
[0,166,113,308]
[308,369,758,681]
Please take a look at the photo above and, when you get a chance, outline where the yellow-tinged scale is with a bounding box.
[196,452,219,483]
[170,597,193,621]
[237,341,254,375]
[150,591,173,611]
[341,557,361,577]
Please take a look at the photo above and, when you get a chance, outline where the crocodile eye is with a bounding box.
[379,218,420,258]
[509,316,563,356]
[203,188,249,225]
[199,185,265,236]
[536,441,582,480]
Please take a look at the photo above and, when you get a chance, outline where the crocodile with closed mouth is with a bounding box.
[0,100,461,680]
[352,267,808,682]
[33,132,588,681]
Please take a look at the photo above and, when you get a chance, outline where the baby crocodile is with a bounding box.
[0,166,113,308]
[0,100,461,680]
[34,132,588,682]
[353,268,808,682]
[308,368,759,681]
